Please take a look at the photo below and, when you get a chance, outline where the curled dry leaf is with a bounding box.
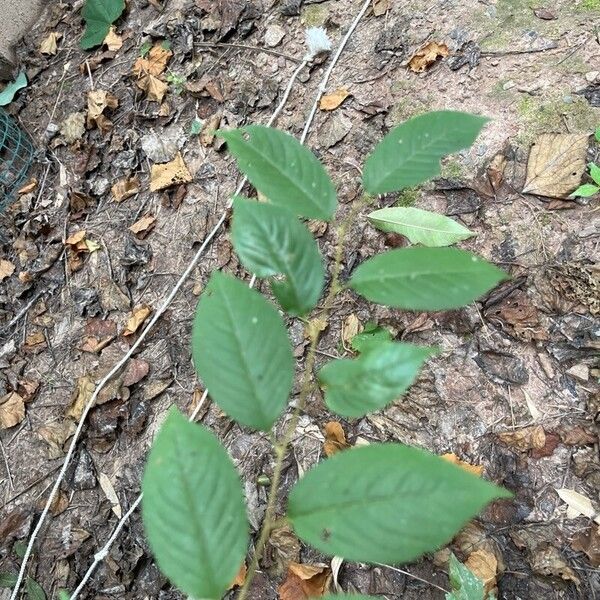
[123,304,152,336]
[497,425,546,452]
[66,375,96,420]
[0,258,15,280]
[111,175,140,202]
[531,543,579,584]
[319,88,350,111]
[267,522,301,576]
[149,153,193,191]
[556,488,600,523]
[199,112,222,146]
[440,453,484,477]
[0,392,25,429]
[99,472,122,518]
[18,178,38,194]
[129,214,156,238]
[523,133,588,198]
[132,43,172,77]
[278,562,331,600]
[342,313,362,347]
[465,549,498,595]
[323,421,350,457]
[36,420,77,459]
[571,526,600,567]
[40,32,61,55]
[103,26,123,51]
[87,90,119,133]
[137,73,168,103]
[408,41,449,73]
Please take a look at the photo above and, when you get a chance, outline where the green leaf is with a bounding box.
[349,247,507,311]
[288,444,511,564]
[232,197,325,316]
[588,162,600,186]
[363,111,489,194]
[142,408,248,599]
[192,272,294,430]
[58,592,71,600]
[446,553,486,600]
[0,572,17,588]
[189,118,203,136]
[25,577,46,600]
[0,71,27,106]
[350,322,392,353]
[319,342,436,418]
[218,125,337,220]
[595,126,600,143]
[80,0,125,50]
[368,206,474,247]
[570,183,599,198]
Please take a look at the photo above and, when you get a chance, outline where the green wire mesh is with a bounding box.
[0,108,35,212]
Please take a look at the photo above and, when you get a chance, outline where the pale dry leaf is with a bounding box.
[372,0,390,16]
[523,389,542,421]
[103,26,123,51]
[305,317,328,340]
[323,421,350,457]
[129,214,156,238]
[441,453,484,477]
[319,88,350,111]
[523,133,588,198]
[498,425,546,452]
[465,549,498,595]
[136,73,168,103]
[408,41,449,73]
[123,304,152,336]
[149,153,192,191]
[99,472,122,518]
[342,313,361,346]
[330,556,344,592]
[132,44,172,77]
[0,258,15,281]
[36,421,77,459]
[199,112,222,146]
[86,90,119,133]
[268,522,301,576]
[40,32,61,55]
[17,178,37,194]
[278,562,331,600]
[556,489,599,524]
[111,175,140,202]
[0,392,25,429]
[66,376,96,420]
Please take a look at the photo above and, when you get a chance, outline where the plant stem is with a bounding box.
[237,201,362,599]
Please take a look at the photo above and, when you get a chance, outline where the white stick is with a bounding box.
[21,1,371,593]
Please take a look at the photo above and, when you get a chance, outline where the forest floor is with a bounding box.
[1,0,599,598]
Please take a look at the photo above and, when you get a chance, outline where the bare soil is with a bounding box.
[1,0,599,599]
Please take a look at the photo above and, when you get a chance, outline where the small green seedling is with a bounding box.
[80,0,125,50]
[571,126,600,198]
[141,111,512,599]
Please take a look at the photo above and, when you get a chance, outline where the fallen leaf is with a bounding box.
[86,90,119,133]
[99,472,122,518]
[533,7,557,20]
[465,549,498,595]
[66,376,96,420]
[523,133,588,198]
[129,214,156,238]
[103,26,123,51]
[17,178,38,194]
[40,32,61,55]
[149,153,193,191]
[227,562,247,590]
[0,258,15,280]
[60,112,86,144]
[36,421,76,459]
[323,421,350,457]
[531,543,579,584]
[530,432,560,459]
[556,489,600,523]
[372,0,390,16]
[23,330,46,353]
[111,175,140,202]
[278,562,331,600]
[305,317,328,340]
[408,41,449,73]
[497,425,546,452]
[320,88,350,111]
[123,304,152,336]
[441,453,484,477]
[342,314,361,347]
[136,73,168,102]
[558,424,597,446]
[123,358,150,386]
[199,112,222,146]
[38,489,69,516]
[0,392,25,429]
[267,522,301,576]
[132,43,172,77]
[571,526,600,567]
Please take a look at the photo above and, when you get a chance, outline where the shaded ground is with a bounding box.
[1,0,599,598]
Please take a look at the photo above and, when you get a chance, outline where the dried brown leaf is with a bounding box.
[0,258,15,281]
[86,90,119,133]
[498,425,546,452]
[323,421,350,457]
[103,26,123,51]
[0,392,25,429]
[132,44,172,77]
[320,88,350,111]
[150,153,193,191]
[372,0,390,16]
[342,314,361,347]
[440,453,484,477]
[123,358,150,386]
[123,304,152,336]
[267,522,301,576]
[129,214,156,238]
[36,421,77,459]
[99,472,122,517]
[523,133,588,198]
[408,41,449,73]
[111,175,140,202]
[137,73,168,103]
[571,526,600,567]
[40,32,61,55]
[465,549,498,595]
[278,562,331,600]
[66,376,96,420]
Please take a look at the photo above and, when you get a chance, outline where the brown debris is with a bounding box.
[408,41,449,72]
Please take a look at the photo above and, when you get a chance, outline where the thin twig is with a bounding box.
[375,562,449,594]
[60,59,308,600]
[0,438,14,493]
[194,41,301,64]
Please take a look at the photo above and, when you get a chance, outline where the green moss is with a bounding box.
[396,187,420,207]
[578,0,600,10]
[301,4,328,26]
[441,157,468,180]
[517,94,599,144]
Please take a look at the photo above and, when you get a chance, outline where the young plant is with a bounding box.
[571,126,600,198]
[141,111,511,599]
[80,0,125,50]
